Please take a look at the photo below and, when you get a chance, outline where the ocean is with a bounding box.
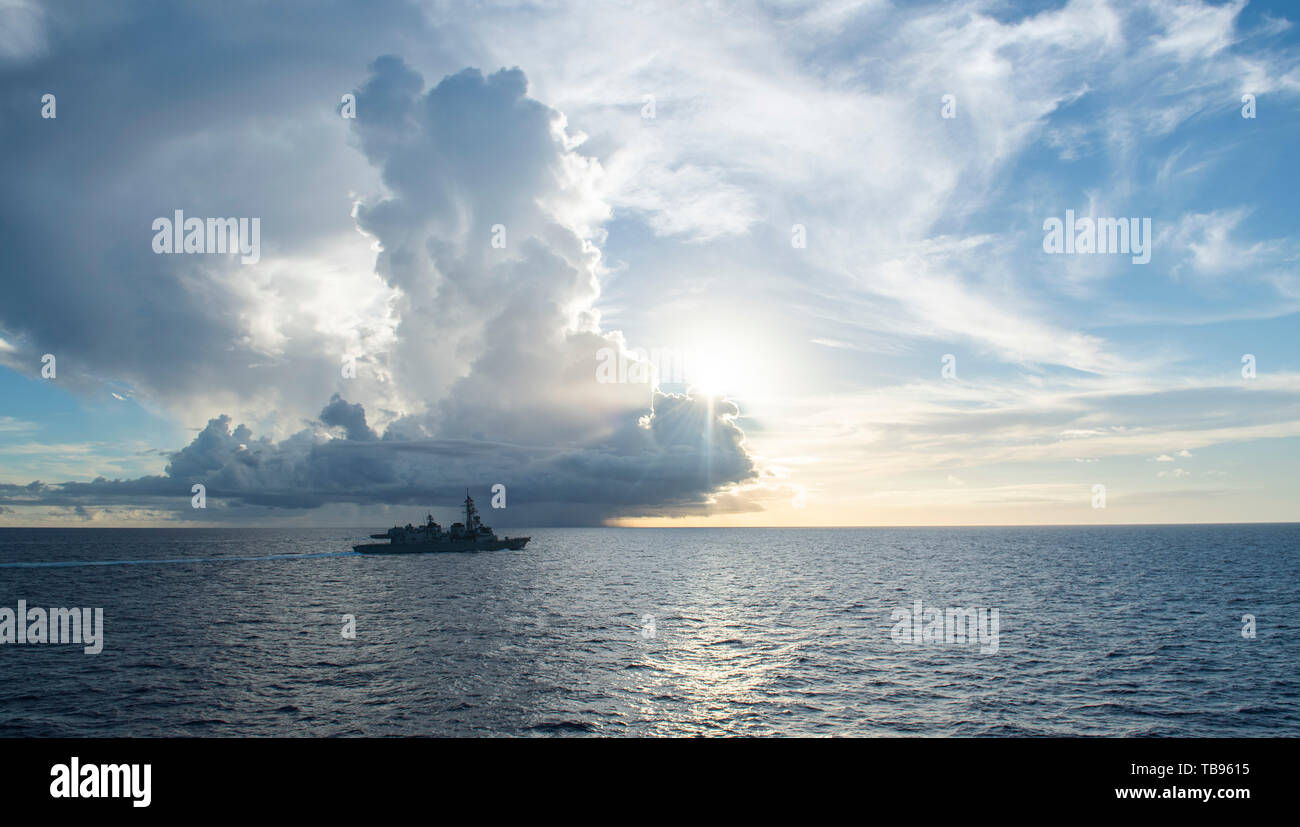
[1,524,1296,737]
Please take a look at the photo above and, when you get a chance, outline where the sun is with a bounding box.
[644,324,780,401]
[686,350,731,397]
[676,333,779,400]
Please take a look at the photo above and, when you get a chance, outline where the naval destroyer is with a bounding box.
[353,492,530,553]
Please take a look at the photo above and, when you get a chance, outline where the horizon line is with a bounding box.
[1,520,1297,530]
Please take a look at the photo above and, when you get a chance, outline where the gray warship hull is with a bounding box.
[353,536,529,554]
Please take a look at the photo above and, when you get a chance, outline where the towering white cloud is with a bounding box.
[0,56,759,523]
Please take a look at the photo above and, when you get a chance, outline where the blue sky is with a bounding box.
[1,0,1297,526]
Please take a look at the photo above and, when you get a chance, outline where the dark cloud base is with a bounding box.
[0,391,758,525]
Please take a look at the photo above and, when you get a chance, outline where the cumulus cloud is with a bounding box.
[0,56,759,523]
[320,393,378,442]
[0,0,432,432]
[1,389,757,524]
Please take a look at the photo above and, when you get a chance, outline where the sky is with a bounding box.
[0,0,1297,527]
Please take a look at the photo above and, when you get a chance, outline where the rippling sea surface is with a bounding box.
[1,525,1297,736]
